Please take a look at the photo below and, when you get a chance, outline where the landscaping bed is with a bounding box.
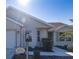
[28,37,54,52]
[56,46,73,52]
[27,47,53,52]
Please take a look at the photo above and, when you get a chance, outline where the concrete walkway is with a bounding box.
[7,47,73,59]
[28,47,73,56]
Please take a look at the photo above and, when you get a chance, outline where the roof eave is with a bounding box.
[7,17,24,27]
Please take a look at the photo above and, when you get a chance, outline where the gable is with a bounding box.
[6,6,52,29]
[6,18,21,30]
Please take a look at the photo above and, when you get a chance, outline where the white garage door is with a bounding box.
[6,31,16,49]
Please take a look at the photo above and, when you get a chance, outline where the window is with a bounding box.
[59,32,65,41]
[59,37,65,41]
[66,37,72,41]
[59,31,73,41]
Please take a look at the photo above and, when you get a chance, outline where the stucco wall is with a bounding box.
[40,29,48,39]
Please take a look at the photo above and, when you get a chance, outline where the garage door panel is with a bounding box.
[6,31,16,49]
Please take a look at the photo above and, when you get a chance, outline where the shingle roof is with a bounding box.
[49,22,66,27]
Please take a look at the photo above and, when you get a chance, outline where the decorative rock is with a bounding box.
[15,48,25,54]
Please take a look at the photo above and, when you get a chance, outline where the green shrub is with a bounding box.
[42,38,53,51]
[25,47,33,51]
[67,44,73,52]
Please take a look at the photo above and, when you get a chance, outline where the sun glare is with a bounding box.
[17,0,30,7]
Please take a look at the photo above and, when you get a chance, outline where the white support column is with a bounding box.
[53,31,57,46]
[16,31,20,47]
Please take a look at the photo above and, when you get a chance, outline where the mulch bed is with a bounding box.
[28,47,53,52]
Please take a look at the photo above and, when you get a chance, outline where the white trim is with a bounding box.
[7,17,24,26]
[49,25,73,31]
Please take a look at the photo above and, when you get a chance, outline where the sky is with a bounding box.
[6,0,73,25]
